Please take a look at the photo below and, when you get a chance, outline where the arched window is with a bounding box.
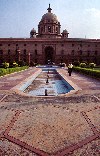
[48,26,51,32]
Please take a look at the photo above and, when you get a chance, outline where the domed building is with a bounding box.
[0,4,100,65]
[37,4,61,38]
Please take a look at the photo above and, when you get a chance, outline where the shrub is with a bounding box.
[18,60,26,66]
[30,61,36,66]
[2,62,9,68]
[73,61,80,66]
[13,61,18,67]
[79,62,86,68]
[73,66,100,79]
[89,63,96,68]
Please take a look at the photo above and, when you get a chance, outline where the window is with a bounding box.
[88,44,90,47]
[80,50,82,55]
[87,51,90,56]
[56,27,58,33]
[35,44,37,46]
[0,50,3,55]
[24,44,26,46]
[0,44,2,46]
[72,44,74,47]
[48,26,51,32]
[35,59,37,63]
[61,50,64,55]
[61,44,64,47]
[95,51,98,55]
[71,50,74,55]
[8,44,10,46]
[16,44,18,46]
[80,44,82,47]
[35,49,37,55]
[24,58,26,62]
[24,49,26,55]
[8,49,10,54]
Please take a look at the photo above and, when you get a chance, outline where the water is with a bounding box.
[24,68,74,96]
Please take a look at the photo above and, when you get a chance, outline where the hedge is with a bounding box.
[0,66,29,77]
[73,66,100,79]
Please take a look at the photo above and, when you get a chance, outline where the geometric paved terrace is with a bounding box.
[0,67,100,156]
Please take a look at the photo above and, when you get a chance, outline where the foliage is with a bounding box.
[59,63,66,67]
[89,63,96,68]
[2,62,9,68]
[13,61,18,67]
[79,62,86,68]
[0,66,29,77]
[73,66,100,79]
[73,61,80,66]
[18,60,26,67]
[30,61,37,66]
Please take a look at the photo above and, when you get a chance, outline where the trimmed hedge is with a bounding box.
[0,66,29,77]
[73,66,100,79]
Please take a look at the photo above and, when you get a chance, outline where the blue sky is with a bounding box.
[0,0,100,38]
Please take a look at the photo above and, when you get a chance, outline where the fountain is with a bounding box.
[23,67,74,96]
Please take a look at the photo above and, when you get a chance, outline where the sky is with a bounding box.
[0,0,100,39]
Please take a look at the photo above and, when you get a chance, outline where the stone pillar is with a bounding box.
[17,49,21,62]
[28,52,30,66]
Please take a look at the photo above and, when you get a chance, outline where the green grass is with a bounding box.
[0,66,29,77]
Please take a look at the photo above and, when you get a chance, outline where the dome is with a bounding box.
[40,4,59,23]
[30,28,36,38]
[37,4,61,38]
[62,29,68,34]
[41,12,58,23]
[30,28,36,33]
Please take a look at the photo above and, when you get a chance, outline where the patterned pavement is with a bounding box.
[0,67,100,156]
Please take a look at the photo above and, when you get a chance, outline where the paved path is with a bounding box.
[0,67,100,156]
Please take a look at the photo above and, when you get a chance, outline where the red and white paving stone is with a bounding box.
[0,67,100,155]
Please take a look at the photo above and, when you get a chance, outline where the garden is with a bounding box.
[73,62,100,79]
[0,61,29,77]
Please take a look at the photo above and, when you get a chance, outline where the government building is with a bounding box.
[0,4,100,66]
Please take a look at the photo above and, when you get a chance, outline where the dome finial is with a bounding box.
[47,3,52,13]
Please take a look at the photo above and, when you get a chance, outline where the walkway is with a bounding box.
[0,67,100,156]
